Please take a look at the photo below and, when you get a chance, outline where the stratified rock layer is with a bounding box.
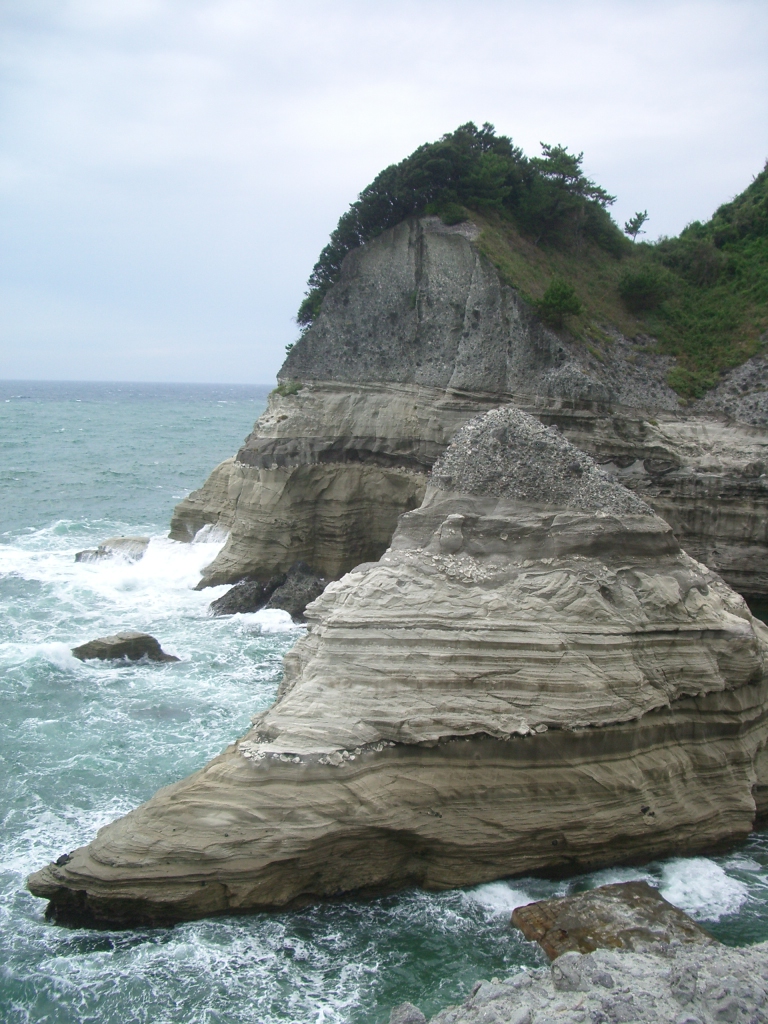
[170,216,768,596]
[29,408,768,927]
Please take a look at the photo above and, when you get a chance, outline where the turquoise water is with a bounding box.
[1,381,767,1024]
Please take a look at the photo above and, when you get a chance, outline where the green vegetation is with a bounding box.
[273,380,304,397]
[538,277,582,328]
[636,162,768,397]
[296,123,768,399]
[624,211,649,241]
[297,122,626,329]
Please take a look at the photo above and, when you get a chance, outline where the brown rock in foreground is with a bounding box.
[511,881,715,961]
[71,631,179,663]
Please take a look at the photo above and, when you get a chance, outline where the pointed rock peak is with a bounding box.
[431,406,653,515]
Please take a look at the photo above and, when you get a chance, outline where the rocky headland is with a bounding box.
[28,406,768,927]
[170,216,768,601]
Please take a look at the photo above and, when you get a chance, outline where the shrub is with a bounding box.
[538,277,582,328]
[618,264,670,311]
[274,380,304,397]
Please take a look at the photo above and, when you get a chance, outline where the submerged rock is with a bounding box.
[71,631,179,663]
[511,881,715,960]
[209,562,327,621]
[75,536,150,563]
[29,408,768,927]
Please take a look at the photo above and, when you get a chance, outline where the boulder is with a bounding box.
[71,631,179,663]
[209,576,286,616]
[29,407,768,927]
[75,536,150,564]
[511,881,715,960]
[264,562,327,621]
[390,1003,426,1024]
[209,563,327,621]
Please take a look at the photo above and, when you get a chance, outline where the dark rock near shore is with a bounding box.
[209,576,286,616]
[71,631,179,663]
[511,881,715,961]
[264,562,327,621]
[209,562,327,621]
[75,537,150,563]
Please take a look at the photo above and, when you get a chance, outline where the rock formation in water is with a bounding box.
[510,881,715,960]
[29,408,768,927]
[170,216,768,600]
[75,536,150,563]
[71,632,179,663]
[210,562,327,621]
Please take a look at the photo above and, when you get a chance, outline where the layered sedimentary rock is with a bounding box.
[29,408,768,927]
[170,215,768,597]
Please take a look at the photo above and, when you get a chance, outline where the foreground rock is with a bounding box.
[71,632,179,663]
[511,881,715,960]
[28,408,768,927]
[209,562,327,621]
[424,940,768,1024]
[170,216,768,598]
[75,536,150,563]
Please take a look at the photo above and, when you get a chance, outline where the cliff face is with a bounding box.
[29,409,768,927]
[171,215,768,597]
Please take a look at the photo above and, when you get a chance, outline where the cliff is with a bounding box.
[171,215,768,598]
[28,408,768,927]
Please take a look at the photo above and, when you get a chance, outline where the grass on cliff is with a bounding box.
[475,162,768,398]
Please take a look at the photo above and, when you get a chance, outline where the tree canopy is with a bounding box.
[297,123,625,328]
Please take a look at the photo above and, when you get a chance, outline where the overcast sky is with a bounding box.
[1,0,766,384]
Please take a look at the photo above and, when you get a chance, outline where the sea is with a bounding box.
[1,380,767,1024]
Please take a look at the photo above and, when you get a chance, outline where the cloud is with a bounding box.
[1,0,766,381]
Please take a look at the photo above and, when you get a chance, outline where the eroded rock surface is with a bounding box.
[29,408,768,928]
[71,631,179,663]
[209,562,327,621]
[511,881,715,960]
[170,216,768,598]
[426,941,768,1024]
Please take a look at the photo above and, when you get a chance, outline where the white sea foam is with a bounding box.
[660,857,749,921]
[466,882,535,915]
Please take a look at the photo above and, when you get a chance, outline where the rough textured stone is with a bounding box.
[425,941,768,1024]
[511,881,715,960]
[264,562,327,621]
[390,1002,427,1024]
[209,576,286,616]
[29,409,768,928]
[71,631,179,663]
[75,536,150,563]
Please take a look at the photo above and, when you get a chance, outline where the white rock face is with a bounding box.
[28,408,768,928]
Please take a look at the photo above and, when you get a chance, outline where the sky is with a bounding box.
[1,0,766,385]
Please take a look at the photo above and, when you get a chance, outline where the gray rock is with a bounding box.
[424,941,768,1024]
[71,631,179,663]
[75,536,150,563]
[390,1002,427,1024]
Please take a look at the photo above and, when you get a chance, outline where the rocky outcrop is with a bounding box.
[71,632,179,663]
[424,940,768,1024]
[510,881,715,960]
[29,408,768,927]
[170,216,768,599]
[210,562,327,621]
[75,536,150,563]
